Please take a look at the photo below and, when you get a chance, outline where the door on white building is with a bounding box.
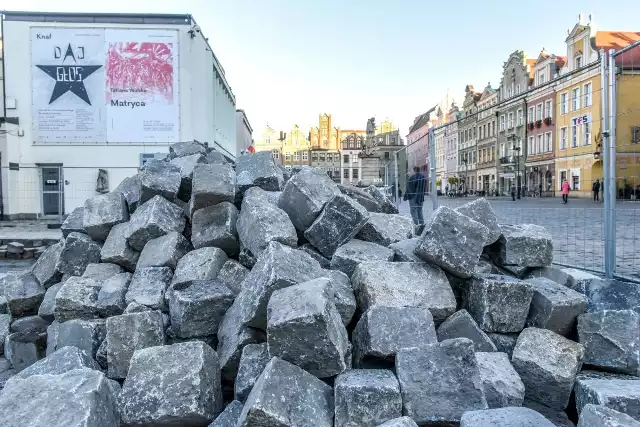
[41,166,64,216]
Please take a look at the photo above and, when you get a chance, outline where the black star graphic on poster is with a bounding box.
[36,43,102,106]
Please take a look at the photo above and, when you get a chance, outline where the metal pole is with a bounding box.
[600,49,612,277]
[608,49,617,275]
[394,151,399,204]
[58,166,63,224]
[429,128,438,209]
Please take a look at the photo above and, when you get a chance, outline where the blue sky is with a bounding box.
[3,0,640,138]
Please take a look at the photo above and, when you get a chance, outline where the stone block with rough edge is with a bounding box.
[216,298,266,382]
[137,231,192,270]
[170,152,205,202]
[376,417,419,427]
[476,351,525,408]
[267,278,349,378]
[191,202,240,256]
[351,306,435,368]
[217,260,249,296]
[236,357,334,427]
[3,272,45,317]
[56,232,102,277]
[3,329,47,372]
[525,266,605,295]
[115,174,142,214]
[455,197,502,245]
[578,404,640,427]
[486,223,553,268]
[525,277,588,336]
[100,222,140,272]
[105,310,165,380]
[169,141,206,159]
[124,195,186,251]
[54,276,102,322]
[138,159,181,204]
[437,309,498,352]
[395,338,488,425]
[205,150,229,165]
[300,243,331,268]
[352,261,456,323]
[168,279,235,339]
[330,239,395,277]
[388,238,423,262]
[61,207,86,238]
[189,163,236,216]
[277,166,341,231]
[120,341,223,426]
[0,368,120,427]
[304,193,370,258]
[31,242,63,288]
[38,282,63,322]
[50,318,105,358]
[234,343,270,403]
[460,407,556,427]
[171,247,228,286]
[414,206,490,278]
[522,399,576,427]
[512,327,585,410]
[81,263,123,282]
[574,378,640,420]
[1,314,11,354]
[356,213,414,246]
[235,150,284,194]
[321,269,356,326]
[238,245,257,269]
[9,316,48,334]
[486,333,519,358]
[237,187,297,258]
[334,369,402,427]
[578,310,640,376]
[586,279,640,313]
[125,266,173,311]
[338,184,382,212]
[209,400,243,427]
[83,191,129,241]
[234,241,324,330]
[13,346,98,380]
[97,272,132,317]
[465,274,534,333]
[364,185,399,214]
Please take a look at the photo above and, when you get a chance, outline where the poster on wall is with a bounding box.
[31,27,107,142]
[31,27,180,143]
[105,29,180,143]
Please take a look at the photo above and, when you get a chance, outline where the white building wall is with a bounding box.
[235,110,253,157]
[1,13,236,218]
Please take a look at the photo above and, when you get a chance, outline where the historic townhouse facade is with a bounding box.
[496,51,534,195]
[524,50,565,197]
[339,130,366,185]
[407,107,436,174]
[281,124,311,170]
[434,106,447,193]
[475,83,498,194]
[444,103,460,191]
[459,85,481,192]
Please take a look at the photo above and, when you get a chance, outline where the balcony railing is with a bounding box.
[499,156,515,165]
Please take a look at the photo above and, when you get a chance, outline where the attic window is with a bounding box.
[575,55,583,69]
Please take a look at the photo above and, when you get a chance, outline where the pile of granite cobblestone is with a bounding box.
[1,142,640,427]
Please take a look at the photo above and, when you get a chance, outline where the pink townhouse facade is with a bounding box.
[406,106,437,176]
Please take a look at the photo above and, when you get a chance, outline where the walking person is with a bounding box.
[592,179,600,202]
[561,179,570,204]
[404,167,426,232]
[511,184,516,201]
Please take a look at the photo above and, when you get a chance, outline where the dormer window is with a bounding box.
[575,55,583,69]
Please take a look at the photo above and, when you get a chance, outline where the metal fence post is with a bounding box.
[429,128,438,210]
[600,50,612,278]
[608,49,617,275]
[394,151,399,204]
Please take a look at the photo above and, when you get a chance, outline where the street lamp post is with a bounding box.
[508,134,521,199]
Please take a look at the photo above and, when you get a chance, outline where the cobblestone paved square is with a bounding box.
[399,197,640,280]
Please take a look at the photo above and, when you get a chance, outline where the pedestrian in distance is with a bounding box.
[592,179,600,202]
[404,166,426,231]
[511,184,516,201]
[561,179,570,204]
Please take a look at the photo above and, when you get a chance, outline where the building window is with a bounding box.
[322,139,328,147]
[351,154,359,163]
[265,136,271,144]
[384,152,390,160]
[302,151,308,161]
[536,104,543,121]
[572,174,580,191]
[561,93,568,115]
[527,107,534,123]
[545,100,553,119]
[632,126,640,144]
[528,136,534,155]
[319,153,326,162]
[343,168,349,178]
[343,154,349,164]
[507,112,514,128]
[352,169,359,179]
[560,127,568,150]
[545,132,552,152]
[583,121,591,145]
[572,87,581,111]
[500,115,505,131]
[285,152,291,161]
[293,152,299,161]
[516,84,521,94]
[334,167,339,175]
[391,137,396,145]
[584,83,592,107]
[575,55,582,69]
[538,70,546,85]
[571,124,578,147]
[537,134,543,154]
[312,152,318,161]
[560,170,567,189]
[272,150,279,160]
[517,109,523,126]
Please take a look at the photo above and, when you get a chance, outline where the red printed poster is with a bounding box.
[104,29,180,143]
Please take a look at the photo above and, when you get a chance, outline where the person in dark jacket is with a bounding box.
[404,167,426,227]
[593,179,600,202]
